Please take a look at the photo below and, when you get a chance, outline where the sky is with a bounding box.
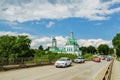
[0,0,120,48]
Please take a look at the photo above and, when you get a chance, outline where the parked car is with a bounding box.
[74,57,85,63]
[106,56,112,61]
[54,57,72,68]
[101,55,107,60]
[93,57,101,62]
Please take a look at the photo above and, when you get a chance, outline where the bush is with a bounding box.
[83,53,93,60]
[34,51,78,63]
[117,57,120,61]
[55,53,77,60]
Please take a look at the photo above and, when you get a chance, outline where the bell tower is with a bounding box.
[52,37,57,48]
[70,32,74,39]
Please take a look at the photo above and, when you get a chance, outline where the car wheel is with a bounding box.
[64,64,67,68]
[70,63,72,66]
[56,66,58,68]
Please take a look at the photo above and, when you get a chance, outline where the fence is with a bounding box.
[0,57,56,71]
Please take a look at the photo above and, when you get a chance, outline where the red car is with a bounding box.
[93,58,101,62]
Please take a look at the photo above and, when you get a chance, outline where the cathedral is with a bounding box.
[49,32,82,56]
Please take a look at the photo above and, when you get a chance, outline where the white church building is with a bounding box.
[49,32,82,56]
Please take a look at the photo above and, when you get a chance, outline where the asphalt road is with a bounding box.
[0,60,110,80]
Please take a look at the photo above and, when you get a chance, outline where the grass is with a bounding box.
[83,53,94,61]
[117,57,120,61]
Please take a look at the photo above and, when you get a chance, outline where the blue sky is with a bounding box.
[0,0,120,48]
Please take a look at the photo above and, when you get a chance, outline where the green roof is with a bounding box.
[49,47,59,52]
[49,46,66,53]
[66,38,78,45]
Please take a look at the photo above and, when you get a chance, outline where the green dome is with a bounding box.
[66,38,78,45]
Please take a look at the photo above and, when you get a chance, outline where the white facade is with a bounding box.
[64,32,82,56]
[65,45,81,56]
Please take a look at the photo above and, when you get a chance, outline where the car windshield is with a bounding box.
[59,58,67,61]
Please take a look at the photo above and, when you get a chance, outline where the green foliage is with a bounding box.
[34,50,45,62]
[79,47,87,54]
[14,35,31,57]
[45,46,50,51]
[109,48,114,55]
[83,53,93,60]
[65,54,77,59]
[0,35,32,59]
[112,33,120,57]
[9,54,18,64]
[34,51,77,63]
[112,33,120,48]
[0,35,16,57]
[38,55,49,62]
[34,52,58,62]
[117,57,120,61]
[116,47,120,57]
[38,45,44,51]
[47,52,58,61]
[98,44,109,55]
[55,53,77,60]
[87,46,97,54]
[80,46,96,54]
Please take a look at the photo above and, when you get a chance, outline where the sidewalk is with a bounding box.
[111,59,120,80]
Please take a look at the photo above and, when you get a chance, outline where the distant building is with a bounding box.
[49,37,59,53]
[49,32,82,56]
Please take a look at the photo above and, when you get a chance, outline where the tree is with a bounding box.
[0,35,17,58]
[80,46,97,55]
[34,48,45,58]
[109,48,114,55]
[98,44,109,55]
[87,46,96,54]
[112,33,120,48]
[14,35,32,57]
[45,46,50,51]
[112,33,120,57]
[0,35,32,58]
[79,46,87,54]
[38,45,44,51]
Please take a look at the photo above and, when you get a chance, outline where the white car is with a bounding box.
[74,57,85,63]
[55,57,72,68]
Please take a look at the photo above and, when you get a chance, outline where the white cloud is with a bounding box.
[0,31,36,39]
[56,36,67,47]
[46,21,55,28]
[31,36,67,48]
[78,39,112,47]
[0,31,18,36]
[0,0,120,22]
[31,37,52,48]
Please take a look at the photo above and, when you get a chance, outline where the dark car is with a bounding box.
[106,56,112,61]
[101,55,107,60]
